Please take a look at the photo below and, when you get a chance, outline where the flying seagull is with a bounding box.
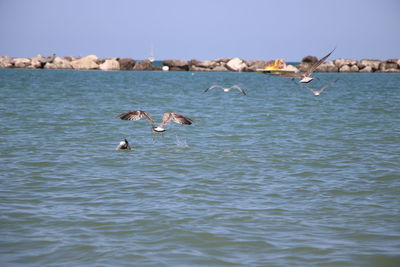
[302,78,339,96]
[116,110,193,133]
[273,48,336,83]
[204,85,246,95]
[116,139,131,150]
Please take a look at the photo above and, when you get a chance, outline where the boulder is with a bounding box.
[214,58,231,64]
[226,57,247,72]
[189,65,213,72]
[334,58,358,68]
[14,58,31,68]
[380,60,398,71]
[301,55,318,64]
[315,61,338,72]
[163,59,189,70]
[29,55,47,69]
[63,56,77,61]
[246,60,268,72]
[99,58,120,71]
[382,68,400,73]
[357,59,381,71]
[0,56,14,68]
[350,65,359,72]
[285,64,300,73]
[118,58,136,70]
[190,59,217,69]
[298,56,318,72]
[212,65,229,72]
[44,57,73,69]
[132,59,153,70]
[70,55,99,70]
[84,55,99,62]
[339,65,352,72]
[359,66,373,73]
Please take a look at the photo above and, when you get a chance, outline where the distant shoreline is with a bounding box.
[1,55,399,73]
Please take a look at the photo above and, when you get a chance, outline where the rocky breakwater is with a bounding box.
[162,57,289,72]
[0,55,291,72]
[298,56,400,73]
[0,55,143,71]
[1,54,399,73]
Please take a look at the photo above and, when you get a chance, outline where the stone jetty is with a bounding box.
[0,54,399,73]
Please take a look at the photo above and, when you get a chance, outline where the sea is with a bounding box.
[0,68,399,266]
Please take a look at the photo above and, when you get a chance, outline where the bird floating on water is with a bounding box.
[302,78,339,96]
[204,85,246,95]
[116,139,131,150]
[273,48,336,83]
[116,110,193,133]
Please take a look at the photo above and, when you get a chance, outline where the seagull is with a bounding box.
[204,85,246,95]
[302,78,339,96]
[116,110,193,133]
[116,139,131,150]
[273,48,336,83]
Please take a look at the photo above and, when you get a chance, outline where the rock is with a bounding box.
[29,55,47,69]
[301,55,318,64]
[84,55,99,62]
[382,68,400,73]
[132,59,153,70]
[339,65,352,72]
[246,60,268,72]
[189,65,213,72]
[226,57,247,72]
[212,65,229,72]
[286,64,300,73]
[0,56,14,68]
[63,56,77,61]
[339,64,358,72]
[357,59,381,71]
[359,66,373,72]
[298,56,318,72]
[190,59,217,69]
[163,59,189,70]
[333,59,358,68]
[380,60,398,71]
[44,57,73,69]
[214,58,231,64]
[315,61,338,72]
[99,58,120,71]
[14,58,31,68]
[118,58,136,70]
[70,55,99,70]
[350,65,359,72]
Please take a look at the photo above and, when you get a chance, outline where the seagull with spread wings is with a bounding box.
[204,85,246,95]
[273,48,336,83]
[302,78,339,96]
[116,110,193,133]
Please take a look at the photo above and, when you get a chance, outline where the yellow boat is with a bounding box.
[256,59,296,74]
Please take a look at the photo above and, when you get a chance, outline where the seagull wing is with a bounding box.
[317,78,339,94]
[204,85,224,92]
[170,112,193,125]
[306,47,336,76]
[116,110,154,124]
[230,85,246,95]
[160,112,173,127]
[302,85,317,95]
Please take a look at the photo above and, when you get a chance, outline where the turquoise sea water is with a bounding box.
[0,69,399,266]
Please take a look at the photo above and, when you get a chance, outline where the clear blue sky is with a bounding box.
[0,0,399,61]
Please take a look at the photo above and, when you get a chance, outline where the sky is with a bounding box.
[0,0,399,61]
